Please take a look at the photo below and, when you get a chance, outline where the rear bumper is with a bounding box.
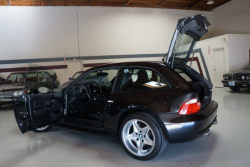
[159,100,218,143]
[222,80,250,88]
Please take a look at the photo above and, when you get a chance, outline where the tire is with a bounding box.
[230,87,240,91]
[119,112,167,161]
[33,125,52,133]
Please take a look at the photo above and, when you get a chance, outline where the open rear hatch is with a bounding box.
[165,14,212,108]
[165,14,211,67]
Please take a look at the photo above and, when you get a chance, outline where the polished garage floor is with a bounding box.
[0,88,250,167]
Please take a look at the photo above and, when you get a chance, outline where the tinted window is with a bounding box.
[26,73,38,82]
[38,72,45,82]
[17,74,25,83]
[75,69,118,87]
[119,68,168,92]
[175,34,194,59]
[43,72,52,81]
[6,74,16,84]
[72,72,83,79]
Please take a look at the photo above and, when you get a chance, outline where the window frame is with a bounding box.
[6,73,17,84]
[113,66,171,94]
[65,66,121,94]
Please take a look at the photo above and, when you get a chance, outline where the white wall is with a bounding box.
[190,35,229,84]
[212,0,250,36]
[191,34,250,85]
[0,6,213,83]
[227,34,250,71]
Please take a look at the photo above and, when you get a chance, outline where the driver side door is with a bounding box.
[14,91,64,133]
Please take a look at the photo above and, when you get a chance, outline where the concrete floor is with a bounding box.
[0,88,250,167]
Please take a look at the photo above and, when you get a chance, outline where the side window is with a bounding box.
[43,72,52,81]
[119,68,168,92]
[38,72,45,82]
[16,74,25,83]
[76,69,118,88]
[6,74,17,84]
[26,73,38,82]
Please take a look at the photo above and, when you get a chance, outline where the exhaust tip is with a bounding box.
[204,129,211,136]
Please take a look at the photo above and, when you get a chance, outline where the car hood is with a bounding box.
[61,80,73,89]
[224,69,250,75]
[0,84,24,91]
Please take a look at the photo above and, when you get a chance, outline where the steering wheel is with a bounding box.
[84,81,103,101]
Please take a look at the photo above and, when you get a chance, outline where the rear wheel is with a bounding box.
[230,87,240,91]
[119,112,167,160]
[33,125,52,133]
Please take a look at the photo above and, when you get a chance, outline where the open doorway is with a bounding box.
[213,48,225,88]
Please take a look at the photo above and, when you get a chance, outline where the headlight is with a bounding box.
[246,76,250,80]
[13,91,24,97]
[242,76,245,80]
[223,75,229,80]
[0,92,5,98]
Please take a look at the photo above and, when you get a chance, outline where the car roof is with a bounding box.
[9,71,50,74]
[87,61,166,71]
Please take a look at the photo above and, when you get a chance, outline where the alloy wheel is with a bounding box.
[121,119,155,157]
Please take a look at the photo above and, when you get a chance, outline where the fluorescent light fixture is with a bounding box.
[207,0,214,4]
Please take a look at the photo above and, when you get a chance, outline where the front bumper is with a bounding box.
[159,100,218,143]
[222,80,250,88]
[0,98,14,105]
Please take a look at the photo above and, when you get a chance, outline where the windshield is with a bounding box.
[5,74,17,84]
[72,72,83,79]
[174,33,194,59]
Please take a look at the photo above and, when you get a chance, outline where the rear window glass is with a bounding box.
[175,34,194,59]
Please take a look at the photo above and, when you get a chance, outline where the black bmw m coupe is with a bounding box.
[14,14,218,160]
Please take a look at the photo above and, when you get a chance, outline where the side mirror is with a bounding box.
[69,77,72,80]
[38,87,50,94]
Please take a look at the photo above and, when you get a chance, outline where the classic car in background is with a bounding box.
[0,71,60,108]
[0,76,5,85]
[222,66,250,91]
[61,71,84,89]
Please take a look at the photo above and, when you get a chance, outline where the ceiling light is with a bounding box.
[207,0,214,5]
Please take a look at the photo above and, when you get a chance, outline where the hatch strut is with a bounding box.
[189,43,197,69]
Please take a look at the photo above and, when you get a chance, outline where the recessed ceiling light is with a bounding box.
[207,0,214,5]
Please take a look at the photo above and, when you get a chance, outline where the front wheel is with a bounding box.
[33,125,52,133]
[119,113,167,160]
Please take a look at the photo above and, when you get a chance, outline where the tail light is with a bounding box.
[178,98,201,115]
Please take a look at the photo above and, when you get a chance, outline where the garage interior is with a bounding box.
[1,0,250,166]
